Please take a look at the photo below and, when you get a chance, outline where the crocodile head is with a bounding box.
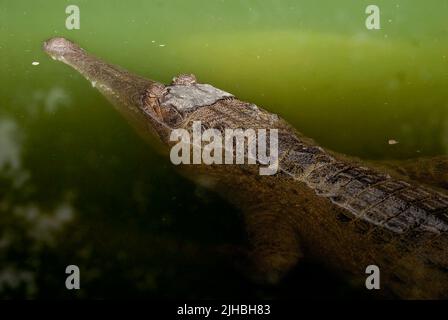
[43,37,181,145]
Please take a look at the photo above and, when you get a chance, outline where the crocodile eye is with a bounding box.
[172,73,197,86]
[145,84,167,99]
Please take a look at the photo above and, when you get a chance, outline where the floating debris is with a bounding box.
[159,44,166,47]
[31,61,39,66]
[388,139,399,145]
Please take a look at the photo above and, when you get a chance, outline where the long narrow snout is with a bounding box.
[43,37,174,145]
[43,37,159,112]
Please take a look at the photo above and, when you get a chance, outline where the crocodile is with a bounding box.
[43,37,448,299]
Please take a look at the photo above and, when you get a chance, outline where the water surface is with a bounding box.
[1,0,447,298]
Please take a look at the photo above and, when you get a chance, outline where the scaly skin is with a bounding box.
[43,38,448,299]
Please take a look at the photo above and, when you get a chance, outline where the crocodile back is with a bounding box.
[175,96,448,298]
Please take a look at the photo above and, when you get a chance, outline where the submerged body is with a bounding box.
[43,38,448,299]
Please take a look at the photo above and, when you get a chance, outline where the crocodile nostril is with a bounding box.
[42,37,81,58]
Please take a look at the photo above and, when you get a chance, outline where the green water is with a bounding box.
[0,0,447,298]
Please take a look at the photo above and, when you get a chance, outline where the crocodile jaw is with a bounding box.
[43,37,171,143]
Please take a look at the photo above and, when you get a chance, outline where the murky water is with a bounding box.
[1,0,447,298]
